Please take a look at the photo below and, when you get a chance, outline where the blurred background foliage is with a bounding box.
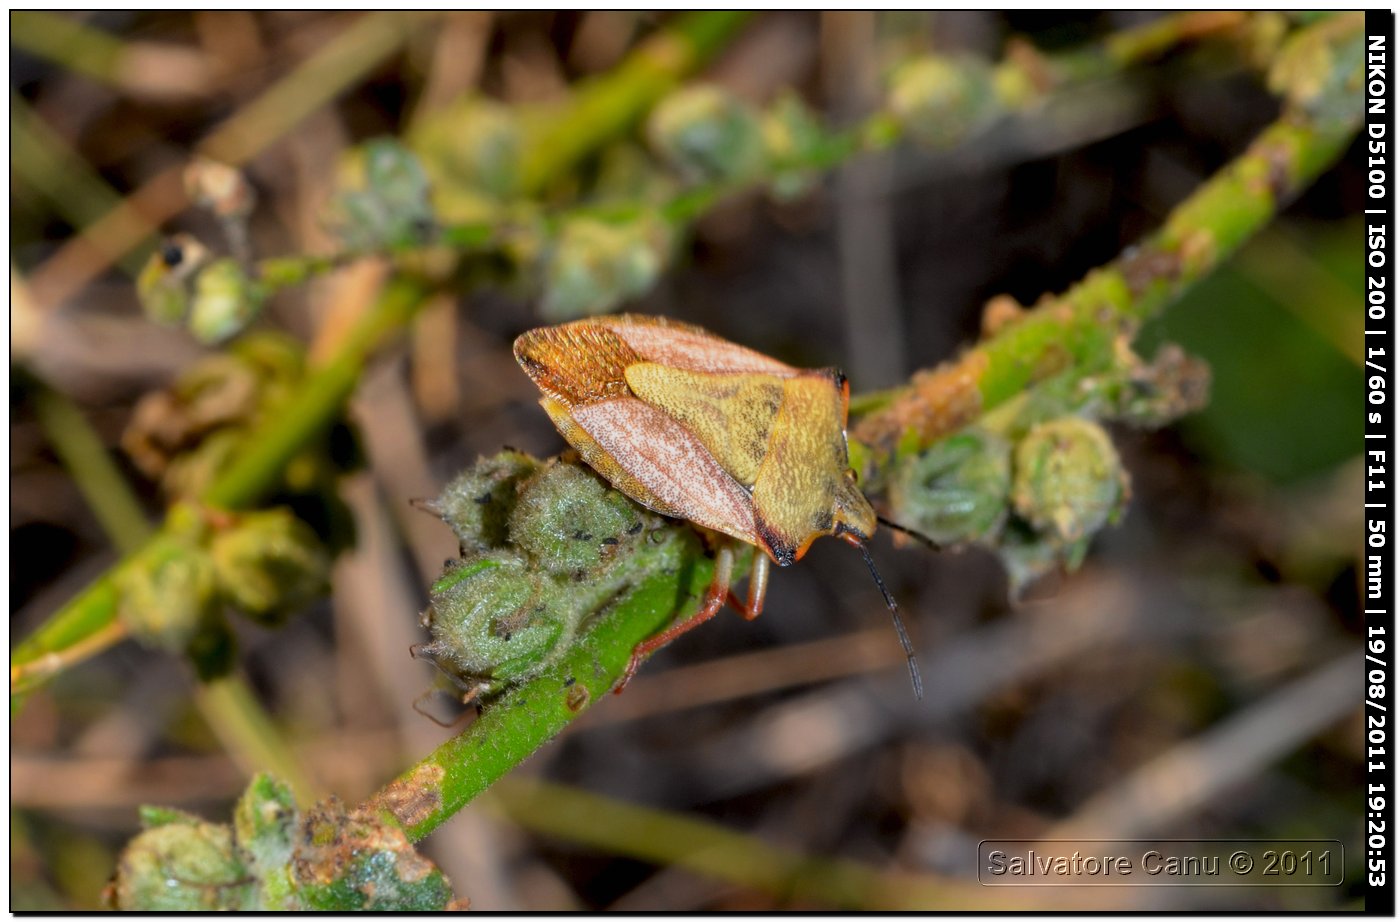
[11,10,1363,910]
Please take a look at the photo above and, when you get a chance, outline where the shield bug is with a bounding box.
[513,314,922,697]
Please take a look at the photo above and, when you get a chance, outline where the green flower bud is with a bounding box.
[326,138,435,250]
[210,508,330,627]
[409,95,521,222]
[420,552,562,694]
[107,810,253,911]
[292,799,454,911]
[761,91,825,200]
[540,214,671,319]
[888,55,1000,147]
[117,535,221,654]
[1011,417,1127,543]
[647,84,766,184]
[890,429,1012,545]
[509,463,644,575]
[136,234,208,327]
[189,259,266,345]
[432,450,541,553]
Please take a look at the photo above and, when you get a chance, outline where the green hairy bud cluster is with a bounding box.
[417,453,695,702]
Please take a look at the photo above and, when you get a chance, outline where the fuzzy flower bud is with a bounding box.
[1011,417,1127,543]
[890,429,1012,545]
[508,463,645,575]
[210,508,330,627]
[761,91,825,200]
[106,808,252,911]
[888,55,1000,147]
[189,258,266,345]
[185,158,255,220]
[327,139,435,250]
[108,774,456,911]
[292,799,455,911]
[419,553,562,695]
[540,214,671,319]
[117,534,220,654]
[409,95,521,222]
[431,450,541,553]
[647,84,766,184]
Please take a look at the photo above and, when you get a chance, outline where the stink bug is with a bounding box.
[513,314,922,697]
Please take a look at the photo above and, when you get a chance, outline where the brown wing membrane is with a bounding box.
[513,322,641,407]
[567,396,759,545]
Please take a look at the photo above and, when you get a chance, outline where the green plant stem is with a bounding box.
[202,275,427,509]
[27,378,153,554]
[518,11,754,194]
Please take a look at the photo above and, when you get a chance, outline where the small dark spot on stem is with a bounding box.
[1264,142,1293,202]
[1120,246,1181,299]
[473,492,493,505]
[601,536,619,546]
[564,676,576,687]
[565,684,591,712]
[627,522,644,535]
[161,241,184,267]
[371,763,445,831]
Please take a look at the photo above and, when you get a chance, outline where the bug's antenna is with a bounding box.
[876,515,941,551]
[855,540,923,700]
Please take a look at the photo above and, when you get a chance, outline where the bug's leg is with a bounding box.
[725,547,769,621]
[617,544,736,692]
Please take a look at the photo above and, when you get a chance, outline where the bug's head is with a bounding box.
[831,469,877,543]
